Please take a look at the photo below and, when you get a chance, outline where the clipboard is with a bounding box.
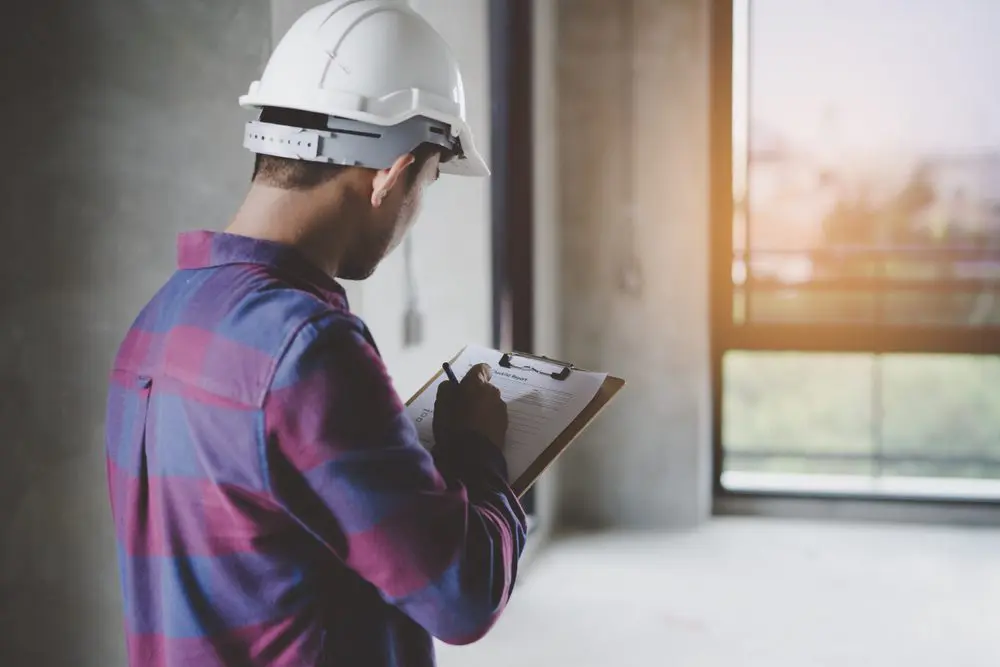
[407,349,626,498]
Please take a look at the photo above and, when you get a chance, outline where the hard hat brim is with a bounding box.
[440,125,490,177]
[240,87,490,178]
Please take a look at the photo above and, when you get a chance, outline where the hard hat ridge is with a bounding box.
[239,0,488,177]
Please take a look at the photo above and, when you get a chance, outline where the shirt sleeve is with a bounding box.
[262,312,527,645]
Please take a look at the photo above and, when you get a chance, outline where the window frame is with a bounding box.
[708,0,1000,510]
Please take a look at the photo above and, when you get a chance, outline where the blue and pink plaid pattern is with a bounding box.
[105,231,526,666]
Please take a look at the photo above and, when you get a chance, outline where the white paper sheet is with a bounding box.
[405,345,607,483]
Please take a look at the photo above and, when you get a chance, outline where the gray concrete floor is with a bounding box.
[437,518,1000,667]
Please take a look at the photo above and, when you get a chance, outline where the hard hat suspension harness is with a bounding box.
[244,114,461,171]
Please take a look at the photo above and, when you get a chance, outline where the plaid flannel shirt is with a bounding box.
[105,231,526,666]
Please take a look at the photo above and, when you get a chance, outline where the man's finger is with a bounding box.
[463,363,492,386]
[438,378,458,396]
[435,379,457,406]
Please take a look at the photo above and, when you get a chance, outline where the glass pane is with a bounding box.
[881,354,1000,479]
[723,351,1000,495]
[733,0,1000,327]
[723,351,874,457]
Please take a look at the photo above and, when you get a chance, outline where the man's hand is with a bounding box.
[433,363,508,450]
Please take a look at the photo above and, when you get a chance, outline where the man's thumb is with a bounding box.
[467,363,492,384]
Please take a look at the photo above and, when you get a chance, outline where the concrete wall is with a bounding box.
[0,2,270,665]
[555,0,714,529]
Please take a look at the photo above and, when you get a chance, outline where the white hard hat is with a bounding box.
[239,0,489,177]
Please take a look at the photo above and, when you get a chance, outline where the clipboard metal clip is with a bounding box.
[498,351,574,381]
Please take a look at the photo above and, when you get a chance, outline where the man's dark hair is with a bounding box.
[251,107,444,191]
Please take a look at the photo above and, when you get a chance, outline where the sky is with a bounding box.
[733,0,1000,163]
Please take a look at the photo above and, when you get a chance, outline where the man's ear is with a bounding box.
[371,153,416,207]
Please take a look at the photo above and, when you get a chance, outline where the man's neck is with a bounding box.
[226,183,352,278]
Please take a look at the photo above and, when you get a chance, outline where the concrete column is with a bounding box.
[0,3,271,665]
[556,0,713,529]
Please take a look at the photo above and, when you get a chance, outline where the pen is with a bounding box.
[442,362,459,384]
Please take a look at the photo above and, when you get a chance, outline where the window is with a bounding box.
[713,0,1000,500]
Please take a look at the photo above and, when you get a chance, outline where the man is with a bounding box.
[104,2,527,665]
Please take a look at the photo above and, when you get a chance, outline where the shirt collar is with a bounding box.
[177,231,349,308]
